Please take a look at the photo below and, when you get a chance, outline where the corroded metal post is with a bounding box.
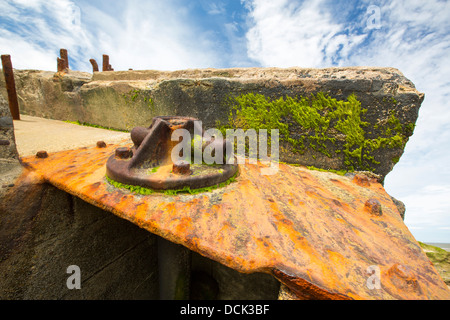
[102,55,114,71]
[102,54,109,71]
[60,48,69,70]
[1,55,20,120]
[89,59,99,72]
[57,57,66,73]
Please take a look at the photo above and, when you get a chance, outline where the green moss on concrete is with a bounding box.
[64,120,129,132]
[219,92,412,172]
[122,89,155,111]
[106,176,155,195]
[306,166,348,176]
[105,171,238,196]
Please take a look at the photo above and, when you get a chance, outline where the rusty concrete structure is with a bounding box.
[60,49,69,70]
[106,116,237,190]
[1,58,448,299]
[1,55,20,120]
[20,138,450,300]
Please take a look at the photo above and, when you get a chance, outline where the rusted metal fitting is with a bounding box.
[173,160,191,175]
[102,55,109,71]
[106,116,238,190]
[115,147,133,159]
[353,174,370,187]
[90,59,99,72]
[57,58,66,73]
[364,198,382,216]
[36,150,48,159]
[387,264,421,293]
[60,49,69,70]
[130,126,150,148]
[102,55,113,71]
[1,54,20,120]
[96,141,107,148]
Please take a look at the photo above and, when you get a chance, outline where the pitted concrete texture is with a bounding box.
[13,115,129,157]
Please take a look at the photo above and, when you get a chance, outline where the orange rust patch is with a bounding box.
[19,143,450,300]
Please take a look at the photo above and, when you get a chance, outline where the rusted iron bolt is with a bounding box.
[97,141,107,148]
[353,174,370,187]
[115,147,132,159]
[36,150,48,159]
[365,198,382,216]
[173,160,191,175]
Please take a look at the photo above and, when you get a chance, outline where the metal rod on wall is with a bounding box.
[1,54,20,120]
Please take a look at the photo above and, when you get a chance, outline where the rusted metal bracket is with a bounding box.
[1,54,20,120]
[106,116,238,190]
[89,59,99,72]
[57,48,69,73]
[60,49,69,70]
[102,54,114,71]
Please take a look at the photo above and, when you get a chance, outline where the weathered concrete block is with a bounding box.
[0,177,158,300]
[0,67,424,179]
[0,94,19,161]
[191,251,280,300]
[0,90,21,200]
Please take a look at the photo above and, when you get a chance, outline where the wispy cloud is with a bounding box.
[243,0,367,68]
[0,0,93,70]
[205,1,226,15]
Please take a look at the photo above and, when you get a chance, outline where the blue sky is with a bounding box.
[1,0,450,243]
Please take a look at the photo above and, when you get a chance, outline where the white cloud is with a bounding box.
[206,2,226,15]
[243,0,366,68]
[0,27,55,70]
[103,1,219,71]
[0,0,96,71]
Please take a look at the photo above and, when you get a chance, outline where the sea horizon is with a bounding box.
[424,242,450,252]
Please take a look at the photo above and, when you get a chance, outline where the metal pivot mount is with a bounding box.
[106,116,238,190]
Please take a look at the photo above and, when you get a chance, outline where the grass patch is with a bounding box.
[418,242,450,263]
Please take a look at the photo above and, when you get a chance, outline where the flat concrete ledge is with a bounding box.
[3,67,424,179]
[13,115,129,157]
[0,174,159,300]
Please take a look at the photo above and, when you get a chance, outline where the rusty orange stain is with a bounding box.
[19,142,450,300]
